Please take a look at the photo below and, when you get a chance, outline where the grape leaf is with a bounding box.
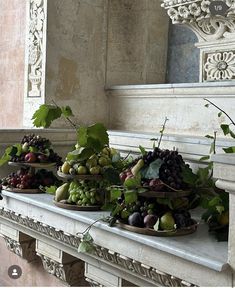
[218,112,223,117]
[124,174,141,188]
[87,123,109,148]
[110,188,122,202]
[220,124,230,136]
[32,105,62,128]
[78,241,94,253]
[199,155,210,161]
[124,190,138,204]
[77,126,88,147]
[140,159,163,179]
[181,165,198,186]
[205,104,209,108]
[61,106,74,117]
[205,134,214,139]
[223,146,235,153]
[0,146,17,166]
[83,232,93,242]
[45,185,57,194]
[139,145,147,156]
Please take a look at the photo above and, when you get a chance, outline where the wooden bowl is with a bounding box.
[53,200,101,211]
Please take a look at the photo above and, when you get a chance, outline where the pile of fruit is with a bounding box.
[120,147,189,192]
[9,134,62,166]
[54,180,102,206]
[60,146,118,176]
[2,168,60,190]
[114,195,194,230]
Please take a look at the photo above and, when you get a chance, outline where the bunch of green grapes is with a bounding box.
[67,180,102,206]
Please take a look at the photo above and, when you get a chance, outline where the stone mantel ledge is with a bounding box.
[0,192,229,271]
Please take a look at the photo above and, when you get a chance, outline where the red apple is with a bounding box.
[119,172,127,182]
[24,152,37,163]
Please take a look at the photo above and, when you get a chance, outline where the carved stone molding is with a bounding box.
[0,208,196,287]
[37,252,86,286]
[3,235,37,262]
[26,0,47,97]
[161,0,235,42]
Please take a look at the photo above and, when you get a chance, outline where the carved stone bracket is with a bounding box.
[3,235,37,262]
[37,252,86,286]
[161,0,235,82]
[0,208,196,287]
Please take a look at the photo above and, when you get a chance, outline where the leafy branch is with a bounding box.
[204,99,235,151]
[76,216,112,253]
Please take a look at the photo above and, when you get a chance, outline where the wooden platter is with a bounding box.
[53,200,101,211]
[139,189,191,198]
[116,220,197,237]
[57,170,103,181]
[8,161,56,169]
[2,186,42,194]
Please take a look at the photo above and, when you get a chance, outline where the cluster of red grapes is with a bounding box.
[2,168,60,190]
[10,134,62,167]
[21,134,51,152]
[143,147,188,190]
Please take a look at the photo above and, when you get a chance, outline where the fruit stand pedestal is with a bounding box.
[211,153,235,286]
[0,190,231,287]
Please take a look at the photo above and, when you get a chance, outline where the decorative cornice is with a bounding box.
[0,208,196,287]
[26,0,47,97]
[161,0,235,42]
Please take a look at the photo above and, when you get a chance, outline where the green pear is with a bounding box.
[61,162,71,174]
[131,159,144,176]
[55,183,69,202]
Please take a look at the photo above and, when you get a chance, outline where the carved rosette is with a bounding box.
[27,0,47,97]
[204,50,235,80]
[161,0,235,42]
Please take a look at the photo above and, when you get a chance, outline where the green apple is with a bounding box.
[160,212,175,230]
[98,156,111,167]
[86,158,97,169]
[76,165,87,175]
[89,166,100,175]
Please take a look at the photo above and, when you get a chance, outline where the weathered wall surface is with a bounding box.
[0,0,25,128]
[45,0,109,127]
[166,24,199,83]
[106,0,169,86]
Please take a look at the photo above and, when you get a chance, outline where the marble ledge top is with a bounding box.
[211,153,235,165]
[0,191,229,273]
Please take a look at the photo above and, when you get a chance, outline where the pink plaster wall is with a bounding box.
[0,238,66,287]
[0,0,25,128]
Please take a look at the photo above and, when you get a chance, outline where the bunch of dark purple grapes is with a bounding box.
[143,147,188,190]
[47,149,63,167]
[21,134,51,152]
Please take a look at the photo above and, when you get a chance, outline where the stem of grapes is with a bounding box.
[158,117,169,149]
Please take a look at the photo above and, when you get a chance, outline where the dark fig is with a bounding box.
[144,214,158,228]
[128,212,144,227]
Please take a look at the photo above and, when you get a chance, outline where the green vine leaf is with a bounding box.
[124,174,141,188]
[181,165,198,186]
[199,155,210,161]
[61,106,74,117]
[140,159,163,179]
[139,145,147,156]
[223,146,235,153]
[124,190,138,204]
[32,104,62,128]
[218,112,223,117]
[110,187,122,202]
[220,124,230,136]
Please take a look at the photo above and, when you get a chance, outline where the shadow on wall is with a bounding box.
[166,24,200,83]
